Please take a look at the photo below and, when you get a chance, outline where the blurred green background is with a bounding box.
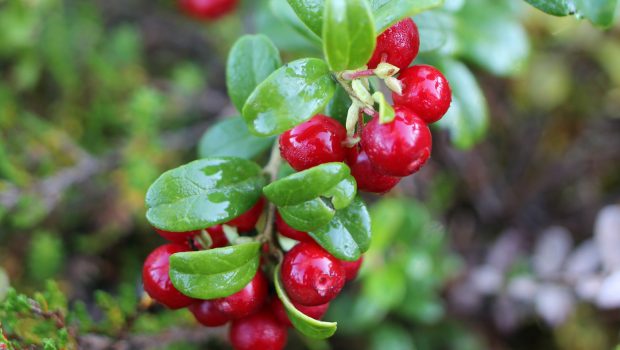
[1,0,620,349]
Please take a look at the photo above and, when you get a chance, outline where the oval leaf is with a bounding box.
[371,0,443,33]
[325,85,351,126]
[322,175,356,210]
[263,162,350,206]
[271,0,323,46]
[274,264,338,339]
[169,242,261,299]
[287,0,326,36]
[227,35,282,112]
[198,116,275,160]
[242,58,337,136]
[146,158,266,232]
[525,0,618,27]
[278,198,335,232]
[323,0,376,71]
[309,197,371,261]
[455,0,530,76]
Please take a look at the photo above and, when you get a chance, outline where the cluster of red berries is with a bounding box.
[143,199,362,350]
[178,0,238,20]
[280,18,451,193]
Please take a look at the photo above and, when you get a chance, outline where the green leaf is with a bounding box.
[243,58,336,136]
[263,162,350,206]
[309,197,371,261]
[227,35,282,112]
[371,0,444,33]
[278,198,335,232]
[145,158,266,232]
[432,57,488,150]
[287,0,326,36]
[525,0,619,27]
[274,264,337,339]
[455,0,530,76]
[323,0,376,71]
[197,116,275,159]
[325,85,351,126]
[270,0,323,46]
[277,175,357,231]
[169,242,261,299]
[362,264,407,309]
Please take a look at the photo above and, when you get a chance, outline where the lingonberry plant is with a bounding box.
[142,0,456,348]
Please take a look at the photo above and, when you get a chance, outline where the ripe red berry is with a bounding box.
[214,271,268,319]
[392,65,452,124]
[340,257,364,282]
[367,18,420,70]
[229,308,288,350]
[189,300,230,327]
[346,147,400,194]
[142,244,195,309]
[270,298,329,327]
[275,212,313,242]
[178,0,238,20]
[281,242,345,306]
[361,106,432,177]
[154,228,199,245]
[279,114,347,171]
[227,198,265,232]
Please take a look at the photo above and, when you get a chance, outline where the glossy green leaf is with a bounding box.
[263,162,350,206]
[287,0,326,36]
[277,175,357,231]
[145,158,266,232]
[525,0,618,27]
[414,10,453,53]
[322,175,356,209]
[227,35,282,112]
[309,197,371,261]
[270,0,322,46]
[169,242,260,299]
[274,264,337,339]
[323,0,376,71]
[197,116,275,159]
[242,58,336,136]
[455,0,529,76]
[371,0,444,33]
[433,57,488,150]
[278,198,335,232]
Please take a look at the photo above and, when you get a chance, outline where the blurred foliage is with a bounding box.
[0,0,619,349]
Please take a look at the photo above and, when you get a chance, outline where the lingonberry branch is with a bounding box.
[341,69,374,80]
[259,143,283,261]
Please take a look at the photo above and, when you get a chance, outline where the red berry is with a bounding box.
[178,0,238,20]
[281,242,345,306]
[227,198,265,232]
[340,257,363,282]
[142,244,195,309]
[275,212,313,242]
[214,271,268,319]
[392,65,452,124]
[270,298,329,327]
[367,18,420,70]
[189,300,230,327]
[154,228,199,245]
[229,308,288,350]
[361,106,432,177]
[346,147,400,194]
[279,115,347,171]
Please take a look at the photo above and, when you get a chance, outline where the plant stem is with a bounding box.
[334,74,376,113]
[342,69,374,80]
[260,143,283,262]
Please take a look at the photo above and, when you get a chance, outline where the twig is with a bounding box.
[259,144,283,262]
